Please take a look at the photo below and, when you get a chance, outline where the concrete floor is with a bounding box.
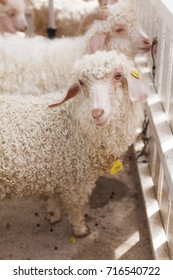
[0,150,153,260]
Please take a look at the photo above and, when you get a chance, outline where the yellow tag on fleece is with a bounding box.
[131,70,140,79]
[110,159,123,175]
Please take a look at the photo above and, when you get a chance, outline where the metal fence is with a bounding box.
[135,0,173,259]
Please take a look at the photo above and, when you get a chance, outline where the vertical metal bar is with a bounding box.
[169,70,173,131]
[160,30,173,115]
[154,20,166,93]
[47,0,57,39]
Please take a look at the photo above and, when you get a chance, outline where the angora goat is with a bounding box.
[0,50,149,237]
[0,0,27,33]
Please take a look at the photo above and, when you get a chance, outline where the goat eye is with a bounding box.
[9,12,16,17]
[115,28,124,33]
[79,80,84,86]
[114,72,122,80]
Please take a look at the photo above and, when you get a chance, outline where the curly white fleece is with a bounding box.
[87,0,139,57]
[93,1,138,34]
[0,33,87,95]
[73,49,134,80]
[0,50,143,202]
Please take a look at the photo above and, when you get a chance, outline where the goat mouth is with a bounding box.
[138,46,151,52]
[95,115,110,127]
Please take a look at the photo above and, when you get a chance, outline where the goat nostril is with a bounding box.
[143,38,150,45]
[92,108,104,119]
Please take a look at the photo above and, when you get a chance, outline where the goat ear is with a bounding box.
[49,83,80,108]
[0,13,16,33]
[124,71,149,103]
[88,32,107,53]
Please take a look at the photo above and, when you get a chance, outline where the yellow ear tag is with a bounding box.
[131,70,140,79]
[110,159,123,175]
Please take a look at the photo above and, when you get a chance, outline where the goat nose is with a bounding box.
[23,25,28,31]
[19,24,28,32]
[92,108,104,119]
[143,38,150,46]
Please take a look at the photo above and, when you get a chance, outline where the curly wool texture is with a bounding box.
[89,1,138,35]
[73,50,134,80]
[0,34,87,95]
[0,50,143,204]
[87,1,139,57]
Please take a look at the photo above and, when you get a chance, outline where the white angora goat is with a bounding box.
[0,50,149,237]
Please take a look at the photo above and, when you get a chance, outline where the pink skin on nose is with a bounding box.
[138,28,151,52]
[92,108,104,119]
[91,82,111,127]
[13,14,28,32]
